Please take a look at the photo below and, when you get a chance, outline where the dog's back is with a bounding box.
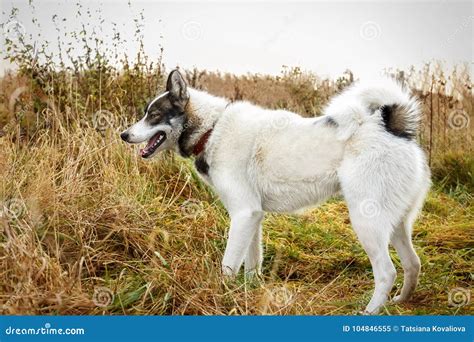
[211,79,429,215]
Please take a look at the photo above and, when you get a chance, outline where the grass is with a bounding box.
[0,125,472,315]
[0,2,473,315]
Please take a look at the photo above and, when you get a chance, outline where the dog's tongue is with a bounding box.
[140,132,162,157]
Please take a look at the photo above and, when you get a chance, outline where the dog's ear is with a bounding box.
[166,70,189,109]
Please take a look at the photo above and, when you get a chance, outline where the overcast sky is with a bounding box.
[1,0,472,79]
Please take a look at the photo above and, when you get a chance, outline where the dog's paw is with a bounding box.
[244,270,263,286]
[392,295,406,303]
[221,265,237,277]
[244,269,261,279]
[360,307,381,315]
[358,310,372,315]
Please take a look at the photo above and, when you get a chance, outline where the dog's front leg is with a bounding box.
[244,223,263,277]
[222,210,264,276]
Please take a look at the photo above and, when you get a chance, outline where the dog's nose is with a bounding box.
[120,131,130,142]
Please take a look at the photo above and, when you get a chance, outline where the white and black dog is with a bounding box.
[121,70,430,314]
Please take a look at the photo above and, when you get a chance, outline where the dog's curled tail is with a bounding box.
[326,78,421,140]
[356,79,421,140]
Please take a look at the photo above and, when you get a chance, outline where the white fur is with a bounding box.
[189,79,430,314]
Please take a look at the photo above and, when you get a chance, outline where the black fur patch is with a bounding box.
[380,104,412,140]
[178,116,196,157]
[195,155,209,175]
[325,116,338,127]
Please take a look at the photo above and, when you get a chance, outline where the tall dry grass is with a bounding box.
[0,3,472,315]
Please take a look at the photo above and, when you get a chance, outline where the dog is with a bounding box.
[120,70,431,314]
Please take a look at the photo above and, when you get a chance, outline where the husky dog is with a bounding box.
[121,70,430,314]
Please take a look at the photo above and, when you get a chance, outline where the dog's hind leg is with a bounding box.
[244,223,263,277]
[391,182,428,303]
[390,221,420,303]
[348,210,396,314]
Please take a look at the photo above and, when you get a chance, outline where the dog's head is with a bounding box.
[120,70,189,159]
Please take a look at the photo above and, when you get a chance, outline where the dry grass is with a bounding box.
[0,125,472,315]
[1,74,472,315]
[0,3,472,315]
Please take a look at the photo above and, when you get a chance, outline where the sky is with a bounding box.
[1,0,473,79]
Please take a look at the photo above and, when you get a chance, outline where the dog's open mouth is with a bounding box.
[140,131,166,158]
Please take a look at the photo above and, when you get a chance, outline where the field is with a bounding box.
[0,6,473,315]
